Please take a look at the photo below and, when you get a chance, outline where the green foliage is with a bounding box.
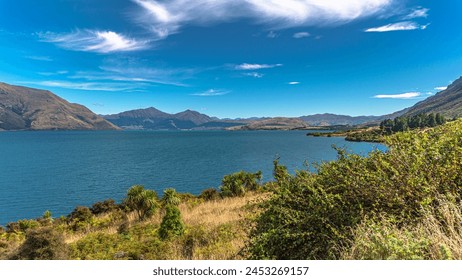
[220,170,262,197]
[162,188,181,207]
[69,206,93,222]
[9,227,68,260]
[380,113,447,134]
[248,120,462,259]
[159,205,185,240]
[343,217,430,260]
[6,219,40,233]
[124,185,159,221]
[199,188,220,201]
[90,199,117,215]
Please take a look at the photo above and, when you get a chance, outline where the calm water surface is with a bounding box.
[0,130,385,225]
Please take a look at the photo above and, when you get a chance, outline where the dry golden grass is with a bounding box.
[342,196,462,260]
[180,192,266,227]
[420,197,462,259]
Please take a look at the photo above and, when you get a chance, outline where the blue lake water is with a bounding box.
[0,130,385,225]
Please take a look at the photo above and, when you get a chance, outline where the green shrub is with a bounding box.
[199,188,220,201]
[90,199,117,215]
[124,185,159,221]
[248,120,462,259]
[159,205,185,240]
[9,227,68,260]
[220,171,262,197]
[6,219,40,233]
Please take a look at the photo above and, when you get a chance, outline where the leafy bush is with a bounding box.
[6,219,40,233]
[162,188,181,207]
[220,171,262,197]
[159,205,185,240]
[199,188,220,201]
[123,185,159,221]
[248,120,462,259]
[90,199,117,215]
[9,227,68,260]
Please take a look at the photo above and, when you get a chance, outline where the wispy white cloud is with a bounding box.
[267,31,278,38]
[25,55,53,61]
[293,32,310,38]
[365,21,428,32]
[435,86,447,91]
[24,80,139,92]
[38,70,69,76]
[191,89,230,96]
[244,72,264,78]
[235,63,282,70]
[133,0,394,39]
[39,30,149,53]
[288,81,300,85]
[403,7,429,20]
[373,92,421,99]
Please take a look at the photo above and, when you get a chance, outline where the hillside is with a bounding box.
[0,82,119,131]
[300,113,381,126]
[403,76,462,118]
[102,107,232,130]
[226,117,310,130]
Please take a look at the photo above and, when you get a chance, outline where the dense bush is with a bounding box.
[90,199,118,215]
[159,205,185,240]
[9,227,68,260]
[123,185,159,221]
[248,120,462,259]
[199,188,220,201]
[220,171,262,197]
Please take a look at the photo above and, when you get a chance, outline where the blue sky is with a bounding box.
[1,0,462,118]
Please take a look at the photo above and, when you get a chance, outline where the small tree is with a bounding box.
[124,185,159,221]
[161,188,181,207]
[159,205,185,240]
[220,170,262,197]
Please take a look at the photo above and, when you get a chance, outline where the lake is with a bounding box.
[0,130,385,225]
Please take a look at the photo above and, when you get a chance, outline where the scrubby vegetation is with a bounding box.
[0,171,266,260]
[308,113,450,143]
[2,119,462,260]
[248,119,462,259]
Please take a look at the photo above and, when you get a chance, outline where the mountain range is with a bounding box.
[1,76,462,131]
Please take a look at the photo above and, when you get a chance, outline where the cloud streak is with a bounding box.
[25,80,140,92]
[293,32,310,38]
[403,7,429,20]
[39,30,149,53]
[191,89,230,96]
[365,21,428,32]
[373,92,421,99]
[435,86,447,91]
[235,63,282,70]
[133,0,394,39]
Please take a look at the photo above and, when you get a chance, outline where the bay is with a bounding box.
[0,130,385,225]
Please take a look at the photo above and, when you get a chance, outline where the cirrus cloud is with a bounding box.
[235,63,282,70]
[39,30,149,53]
[373,92,421,99]
[133,0,394,39]
[365,21,429,32]
[191,89,230,96]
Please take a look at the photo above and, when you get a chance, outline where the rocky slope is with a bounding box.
[0,82,119,131]
[403,76,462,118]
